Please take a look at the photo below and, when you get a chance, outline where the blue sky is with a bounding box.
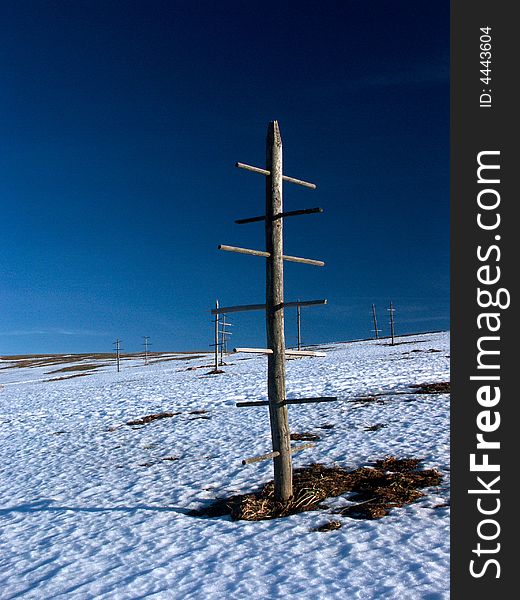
[1,1,449,354]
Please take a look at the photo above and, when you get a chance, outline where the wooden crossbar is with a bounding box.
[233,348,326,357]
[236,397,337,408]
[284,299,327,309]
[218,244,324,267]
[211,299,327,315]
[211,303,265,315]
[242,443,315,465]
[218,244,269,258]
[235,207,323,225]
[235,162,317,189]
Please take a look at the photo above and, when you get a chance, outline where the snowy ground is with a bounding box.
[0,332,450,599]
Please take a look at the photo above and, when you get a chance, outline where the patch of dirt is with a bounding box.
[189,457,442,521]
[45,363,106,374]
[290,432,321,441]
[126,412,180,426]
[45,373,91,382]
[411,381,450,394]
[349,396,386,405]
[313,520,342,532]
[364,423,386,432]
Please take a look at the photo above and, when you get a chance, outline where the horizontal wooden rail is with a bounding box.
[233,348,326,357]
[242,443,315,465]
[235,162,316,189]
[284,299,327,309]
[236,397,337,408]
[211,303,265,315]
[211,299,327,315]
[218,244,325,267]
[218,244,269,258]
[283,254,324,267]
[235,207,323,225]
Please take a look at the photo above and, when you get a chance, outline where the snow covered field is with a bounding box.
[0,332,450,599]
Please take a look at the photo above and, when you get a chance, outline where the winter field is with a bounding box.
[0,332,450,599]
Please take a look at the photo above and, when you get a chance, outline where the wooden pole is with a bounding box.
[265,120,293,502]
[114,339,121,372]
[389,301,395,345]
[372,304,379,340]
[143,336,150,365]
[214,300,219,370]
[220,314,226,365]
[297,300,302,351]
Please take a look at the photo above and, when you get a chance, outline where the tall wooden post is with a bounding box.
[389,301,395,345]
[372,304,379,339]
[297,300,302,350]
[265,120,293,501]
[143,336,150,365]
[214,300,219,371]
[114,339,121,372]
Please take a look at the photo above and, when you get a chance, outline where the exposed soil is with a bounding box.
[349,396,387,405]
[45,373,91,382]
[46,364,106,374]
[126,412,180,426]
[313,520,342,532]
[364,423,386,432]
[290,432,321,441]
[189,457,442,521]
[411,382,450,394]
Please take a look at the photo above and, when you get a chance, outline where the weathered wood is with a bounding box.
[281,254,324,267]
[235,162,270,176]
[218,244,269,258]
[372,303,380,339]
[210,298,326,315]
[389,301,395,345]
[236,397,337,408]
[214,300,219,370]
[233,348,326,357]
[235,162,316,189]
[218,244,325,266]
[211,303,266,315]
[281,175,317,189]
[265,120,292,502]
[284,299,327,309]
[242,450,280,465]
[297,300,302,351]
[235,207,323,225]
[242,442,315,465]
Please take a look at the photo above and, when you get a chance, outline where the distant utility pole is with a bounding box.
[113,339,122,372]
[219,315,232,366]
[143,336,151,365]
[296,300,302,350]
[388,302,396,345]
[371,303,381,339]
[211,300,221,373]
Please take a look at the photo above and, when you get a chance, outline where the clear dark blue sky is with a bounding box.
[1,1,449,354]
